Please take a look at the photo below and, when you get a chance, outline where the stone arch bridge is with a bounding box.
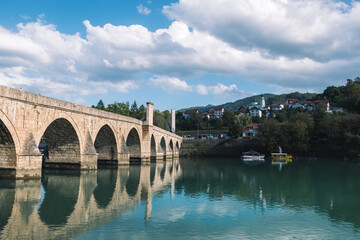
[0,85,182,179]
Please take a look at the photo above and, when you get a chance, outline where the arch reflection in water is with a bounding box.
[0,181,15,231]
[160,161,166,181]
[38,170,80,226]
[94,166,117,209]
[0,160,182,239]
[150,163,156,186]
[126,165,141,197]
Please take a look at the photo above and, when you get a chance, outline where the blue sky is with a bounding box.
[0,0,360,111]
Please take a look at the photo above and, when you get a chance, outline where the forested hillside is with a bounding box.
[179,92,317,112]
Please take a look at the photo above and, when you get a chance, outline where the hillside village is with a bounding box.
[183,95,335,120]
[181,95,341,139]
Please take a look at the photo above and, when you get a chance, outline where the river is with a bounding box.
[1,158,360,239]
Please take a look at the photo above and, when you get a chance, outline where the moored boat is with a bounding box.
[242,150,265,162]
[271,147,292,163]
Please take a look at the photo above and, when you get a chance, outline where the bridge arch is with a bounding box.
[40,117,82,166]
[126,127,141,159]
[176,141,180,153]
[0,111,20,168]
[94,124,118,164]
[169,139,174,155]
[37,113,82,149]
[160,137,166,159]
[0,120,17,168]
[150,134,156,160]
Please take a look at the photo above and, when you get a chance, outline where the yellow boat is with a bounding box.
[271,153,292,163]
[271,147,292,163]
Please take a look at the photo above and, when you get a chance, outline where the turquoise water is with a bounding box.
[1,158,360,239]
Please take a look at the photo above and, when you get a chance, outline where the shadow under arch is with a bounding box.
[126,165,141,197]
[0,119,16,169]
[126,128,141,160]
[94,125,118,165]
[0,181,15,231]
[38,171,80,226]
[176,141,180,152]
[169,139,174,155]
[160,137,166,160]
[150,135,156,161]
[41,118,81,168]
[93,166,117,209]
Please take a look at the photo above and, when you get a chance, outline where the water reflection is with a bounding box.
[126,165,141,197]
[94,166,117,209]
[0,181,15,231]
[1,158,360,239]
[0,159,181,239]
[178,158,360,228]
[38,171,80,226]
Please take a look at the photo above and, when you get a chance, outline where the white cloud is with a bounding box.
[110,81,139,93]
[150,76,192,92]
[149,76,245,97]
[137,4,151,15]
[1,1,360,103]
[195,83,245,97]
[163,0,360,62]
[20,14,31,20]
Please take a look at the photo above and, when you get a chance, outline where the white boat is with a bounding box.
[242,150,265,162]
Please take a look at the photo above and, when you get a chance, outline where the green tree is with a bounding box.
[282,114,313,154]
[136,104,146,120]
[163,110,171,120]
[130,101,139,117]
[106,102,130,116]
[256,118,282,154]
[154,111,170,131]
[230,114,251,137]
[94,99,105,110]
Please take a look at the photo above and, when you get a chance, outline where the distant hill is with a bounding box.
[178,92,317,112]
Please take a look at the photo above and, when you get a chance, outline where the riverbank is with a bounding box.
[180,138,359,161]
[180,138,252,158]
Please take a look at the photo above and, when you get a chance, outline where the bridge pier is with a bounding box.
[118,153,130,165]
[151,153,165,162]
[15,154,42,179]
[165,151,174,160]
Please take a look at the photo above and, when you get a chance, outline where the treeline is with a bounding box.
[256,77,360,157]
[92,100,171,131]
[176,111,252,136]
[256,110,360,157]
[312,77,360,113]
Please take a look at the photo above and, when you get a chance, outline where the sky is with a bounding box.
[0,0,360,111]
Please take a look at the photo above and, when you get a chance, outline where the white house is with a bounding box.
[184,109,199,119]
[249,107,262,117]
[272,104,284,111]
[209,107,224,118]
